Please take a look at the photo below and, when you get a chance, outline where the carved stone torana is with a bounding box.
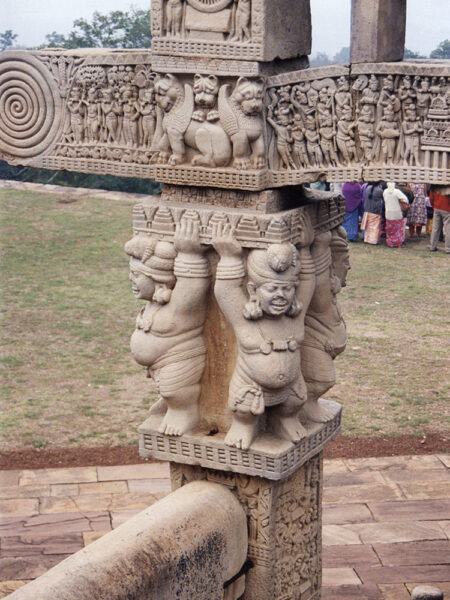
[151,0,312,62]
[171,454,323,600]
[1,50,449,189]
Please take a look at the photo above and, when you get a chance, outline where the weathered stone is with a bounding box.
[411,587,443,600]
[151,0,311,62]
[171,454,323,600]
[1,51,449,190]
[5,482,247,600]
[350,0,406,63]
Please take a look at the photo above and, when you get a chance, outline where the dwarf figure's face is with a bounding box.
[130,270,156,301]
[253,281,297,317]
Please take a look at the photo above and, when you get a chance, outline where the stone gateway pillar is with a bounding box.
[126,5,346,596]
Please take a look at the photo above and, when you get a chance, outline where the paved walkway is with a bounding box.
[0,454,449,599]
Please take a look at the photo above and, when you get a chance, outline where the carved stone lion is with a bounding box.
[154,73,232,167]
[218,77,266,169]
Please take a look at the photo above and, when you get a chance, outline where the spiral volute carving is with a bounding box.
[0,51,62,159]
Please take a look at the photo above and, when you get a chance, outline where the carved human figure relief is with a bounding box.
[125,216,210,436]
[101,88,121,143]
[267,105,296,170]
[230,0,251,42]
[401,105,423,166]
[300,226,349,423]
[376,104,400,163]
[212,223,309,450]
[67,86,85,144]
[357,103,375,162]
[166,0,184,37]
[140,87,157,147]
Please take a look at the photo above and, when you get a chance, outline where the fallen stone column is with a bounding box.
[5,481,248,600]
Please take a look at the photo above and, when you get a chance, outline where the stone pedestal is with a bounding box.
[170,455,323,600]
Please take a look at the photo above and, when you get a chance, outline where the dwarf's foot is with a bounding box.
[272,414,307,443]
[157,406,198,437]
[149,397,167,416]
[300,400,333,423]
[224,416,258,451]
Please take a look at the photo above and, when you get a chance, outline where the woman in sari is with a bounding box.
[361,181,384,244]
[383,182,409,247]
[342,181,363,241]
[407,182,428,238]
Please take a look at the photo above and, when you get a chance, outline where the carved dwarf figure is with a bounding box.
[301,226,349,423]
[213,223,307,450]
[126,216,210,436]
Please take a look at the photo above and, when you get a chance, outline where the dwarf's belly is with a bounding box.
[240,350,300,389]
[130,329,179,367]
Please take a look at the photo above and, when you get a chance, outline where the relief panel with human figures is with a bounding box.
[1,51,449,189]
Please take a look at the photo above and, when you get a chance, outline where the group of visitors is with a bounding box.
[339,180,450,252]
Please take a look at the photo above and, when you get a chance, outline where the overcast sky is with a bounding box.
[2,0,449,57]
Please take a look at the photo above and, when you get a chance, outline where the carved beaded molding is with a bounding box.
[1,50,449,190]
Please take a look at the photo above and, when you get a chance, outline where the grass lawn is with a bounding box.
[1,188,449,451]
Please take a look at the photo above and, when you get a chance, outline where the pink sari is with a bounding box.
[361,212,382,244]
[386,218,405,247]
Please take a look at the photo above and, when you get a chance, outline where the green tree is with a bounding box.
[43,8,151,49]
[333,46,350,63]
[309,52,331,67]
[404,48,426,59]
[0,30,18,51]
[430,39,450,59]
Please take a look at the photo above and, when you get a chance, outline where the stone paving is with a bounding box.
[0,454,449,599]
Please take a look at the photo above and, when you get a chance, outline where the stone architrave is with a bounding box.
[1,51,449,189]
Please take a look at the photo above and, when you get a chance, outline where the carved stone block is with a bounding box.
[151,0,311,62]
[139,399,340,479]
[128,189,347,463]
[351,0,407,63]
[1,50,449,189]
[171,453,324,599]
